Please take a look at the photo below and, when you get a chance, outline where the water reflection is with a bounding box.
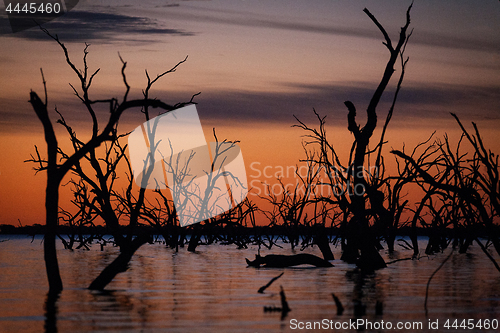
[1,235,500,332]
[44,292,59,333]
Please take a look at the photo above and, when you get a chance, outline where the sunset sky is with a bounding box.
[0,0,499,226]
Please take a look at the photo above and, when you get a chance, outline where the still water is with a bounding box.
[1,235,499,332]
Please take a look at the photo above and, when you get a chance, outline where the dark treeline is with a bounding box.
[1,224,495,243]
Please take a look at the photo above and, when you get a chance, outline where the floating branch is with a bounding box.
[385,257,427,265]
[332,293,344,315]
[280,286,291,314]
[258,272,284,294]
[263,286,291,320]
[424,249,454,315]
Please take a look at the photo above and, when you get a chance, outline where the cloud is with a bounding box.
[160,6,499,54]
[4,4,497,54]
[192,81,500,127]
[1,80,498,134]
[410,31,500,54]
[2,10,194,43]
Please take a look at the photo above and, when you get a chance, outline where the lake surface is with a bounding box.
[1,235,499,332]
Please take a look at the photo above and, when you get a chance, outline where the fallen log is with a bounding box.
[246,253,333,268]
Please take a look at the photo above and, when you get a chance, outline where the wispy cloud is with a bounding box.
[194,81,500,126]
[2,10,194,43]
[3,3,497,54]
[162,5,499,54]
[2,80,498,133]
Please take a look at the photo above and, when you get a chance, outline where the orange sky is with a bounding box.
[1,0,499,226]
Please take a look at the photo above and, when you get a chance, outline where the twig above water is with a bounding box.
[258,272,284,293]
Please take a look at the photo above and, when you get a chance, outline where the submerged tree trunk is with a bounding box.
[187,224,202,252]
[340,5,412,271]
[386,230,396,254]
[340,102,387,271]
[88,235,151,290]
[30,91,63,294]
[44,181,63,294]
[314,232,334,260]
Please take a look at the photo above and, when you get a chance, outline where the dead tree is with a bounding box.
[261,148,325,249]
[58,179,100,250]
[390,132,440,257]
[293,4,413,270]
[293,110,353,254]
[27,28,192,292]
[65,55,197,290]
[392,113,500,269]
[341,5,412,270]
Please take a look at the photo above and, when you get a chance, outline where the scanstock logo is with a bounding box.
[3,1,79,33]
[128,105,248,227]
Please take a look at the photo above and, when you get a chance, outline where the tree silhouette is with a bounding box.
[391,113,500,271]
[27,27,195,293]
[341,4,412,270]
[292,4,413,270]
